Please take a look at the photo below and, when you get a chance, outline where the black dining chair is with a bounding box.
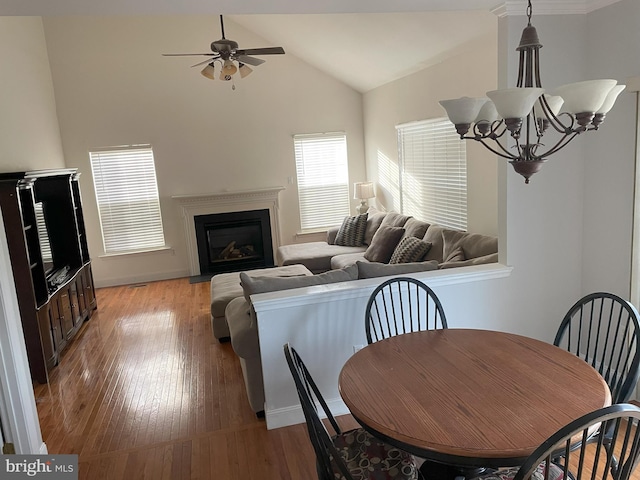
[464,403,640,480]
[365,277,447,344]
[554,292,640,405]
[551,292,640,477]
[283,343,424,480]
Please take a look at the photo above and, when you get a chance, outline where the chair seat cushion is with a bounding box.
[470,462,564,480]
[333,428,420,479]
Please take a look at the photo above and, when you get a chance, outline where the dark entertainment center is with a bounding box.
[0,168,97,384]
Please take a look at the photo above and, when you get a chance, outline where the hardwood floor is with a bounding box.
[33,277,346,479]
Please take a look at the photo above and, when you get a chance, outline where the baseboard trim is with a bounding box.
[94,270,189,288]
[265,397,350,430]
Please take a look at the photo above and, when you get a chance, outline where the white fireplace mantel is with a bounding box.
[172,187,285,276]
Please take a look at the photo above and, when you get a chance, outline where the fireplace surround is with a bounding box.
[173,187,284,276]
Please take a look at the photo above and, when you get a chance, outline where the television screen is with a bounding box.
[34,202,54,275]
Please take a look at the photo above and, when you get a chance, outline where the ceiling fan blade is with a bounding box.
[162,53,215,57]
[235,55,265,66]
[236,47,285,56]
[191,56,220,68]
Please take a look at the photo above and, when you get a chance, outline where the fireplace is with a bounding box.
[172,187,284,276]
[195,209,274,275]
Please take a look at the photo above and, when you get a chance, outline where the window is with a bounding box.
[294,133,350,231]
[397,118,467,231]
[89,145,166,254]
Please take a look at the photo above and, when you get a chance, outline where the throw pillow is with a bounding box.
[334,213,368,247]
[402,218,430,239]
[444,245,466,263]
[389,236,432,264]
[356,260,439,279]
[363,226,406,263]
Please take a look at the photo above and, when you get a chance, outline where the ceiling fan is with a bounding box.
[163,15,285,86]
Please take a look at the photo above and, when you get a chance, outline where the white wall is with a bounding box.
[582,0,640,297]
[0,17,65,172]
[42,16,366,286]
[363,31,499,236]
[0,16,54,454]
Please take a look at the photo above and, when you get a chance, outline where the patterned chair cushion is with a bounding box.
[332,428,420,479]
[470,462,564,480]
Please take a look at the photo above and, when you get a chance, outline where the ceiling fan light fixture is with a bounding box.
[200,63,216,80]
[222,59,238,76]
[238,63,253,79]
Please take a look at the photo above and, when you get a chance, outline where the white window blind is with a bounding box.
[294,133,350,231]
[34,202,52,263]
[89,146,166,254]
[397,118,467,231]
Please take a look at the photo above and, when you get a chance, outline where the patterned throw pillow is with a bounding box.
[389,236,432,264]
[335,213,368,247]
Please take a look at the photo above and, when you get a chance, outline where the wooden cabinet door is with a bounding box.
[69,279,81,326]
[58,287,74,338]
[83,265,96,311]
[49,298,65,354]
[76,273,87,320]
[37,305,56,368]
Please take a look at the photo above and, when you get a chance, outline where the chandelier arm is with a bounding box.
[538,97,575,133]
[535,131,579,159]
[516,50,526,87]
[474,138,520,160]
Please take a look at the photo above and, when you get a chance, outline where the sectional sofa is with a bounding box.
[209,207,498,415]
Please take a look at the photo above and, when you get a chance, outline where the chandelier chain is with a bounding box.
[527,0,533,25]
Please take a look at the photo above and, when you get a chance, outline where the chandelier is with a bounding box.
[439,0,625,184]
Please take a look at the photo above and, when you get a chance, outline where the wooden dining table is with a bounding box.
[338,329,611,468]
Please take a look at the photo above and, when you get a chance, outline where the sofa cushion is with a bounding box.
[240,264,358,302]
[402,218,430,240]
[331,252,368,270]
[444,245,466,263]
[210,264,311,318]
[364,207,387,245]
[439,252,499,269]
[226,297,257,358]
[441,229,498,261]
[380,212,411,228]
[363,226,406,263]
[276,242,367,273]
[326,226,340,245]
[335,213,368,247]
[422,225,446,263]
[389,236,432,264]
[357,260,439,279]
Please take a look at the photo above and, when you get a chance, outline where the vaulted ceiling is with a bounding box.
[0,0,622,92]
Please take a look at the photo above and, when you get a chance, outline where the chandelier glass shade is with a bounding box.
[439,0,625,183]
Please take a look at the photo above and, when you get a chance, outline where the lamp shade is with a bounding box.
[222,59,238,76]
[201,64,216,80]
[474,100,500,124]
[597,84,625,114]
[486,87,544,119]
[535,94,564,119]
[553,79,617,114]
[439,97,487,125]
[354,182,375,200]
[239,63,253,79]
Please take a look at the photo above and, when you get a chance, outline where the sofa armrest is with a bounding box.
[326,226,340,244]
